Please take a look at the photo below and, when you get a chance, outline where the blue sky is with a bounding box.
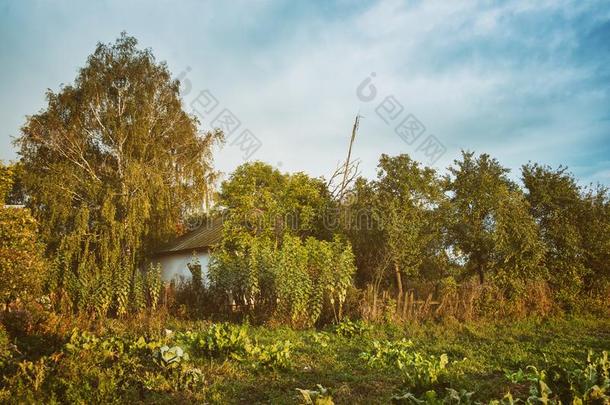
[1,0,609,185]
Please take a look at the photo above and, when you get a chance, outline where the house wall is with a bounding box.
[152,250,211,284]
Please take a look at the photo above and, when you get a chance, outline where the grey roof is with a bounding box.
[156,216,223,254]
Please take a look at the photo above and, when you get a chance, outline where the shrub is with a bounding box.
[0,324,13,371]
[0,165,47,306]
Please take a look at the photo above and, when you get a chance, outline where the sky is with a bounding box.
[1,0,609,186]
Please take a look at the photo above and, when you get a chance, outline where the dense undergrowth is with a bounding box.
[1,314,608,404]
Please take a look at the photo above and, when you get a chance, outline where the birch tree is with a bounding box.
[17,33,222,314]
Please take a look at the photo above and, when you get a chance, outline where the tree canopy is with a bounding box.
[16,33,221,315]
[344,154,445,293]
[4,34,608,320]
[209,162,354,326]
[446,152,545,288]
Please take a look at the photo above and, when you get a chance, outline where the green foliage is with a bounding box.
[275,235,313,325]
[530,350,610,403]
[361,339,449,389]
[0,328,205,403]
[333,318,371,337]
[271,235,355,326]
[187,254,203,290]
[579,185,610,292]
[0,163,47,305]
[146,263,163,310]
[0,324,13,371]
[447,151,545,288]
[240,340,293,369]
[16,34,221,315]
[570,350,609,401]
[308,330,332,349]
[0,316,608,403]
[218,161,331,243]
[343,154,445,291]
[339,151,608,317]
[156,345,188,368]
[177,322,292,369]
[375,154,445,290]
[179,323,250,356]
[522,164,586,305]
[392,350,609,403]
[211,232,355,327]
[297,384,335,404]
[522,164,610,307]
[208,161,357,327]
[0,163,14,203]
[392,388,475,404]
[487,187,547,296]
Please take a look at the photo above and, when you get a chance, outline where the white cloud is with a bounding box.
[1,0,609,185]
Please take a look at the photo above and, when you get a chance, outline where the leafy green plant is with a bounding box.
[392,389,449,405]
[0,163,46,306]
[393,388,514,404]
[272,235,356,327]
[487,393,516,405]
[179,323,250,357]
[210,194,357,328]
[504,368,530,384]
[177,323,292,369]
[156,345,188,369]
[502,350,609,403]
[361,339,449,388]
[297,384,334,404]
[525,369,552,404]
[241,340,293,369]
[0,324,14,370]
[333,318,371,338]
[51,329,205,400]
[568,350,609,402]
[309,331,331,349]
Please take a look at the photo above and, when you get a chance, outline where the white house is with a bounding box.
[152,217,223,283]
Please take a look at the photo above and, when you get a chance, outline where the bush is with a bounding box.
[0,324,13,371]
[0,196,47,307]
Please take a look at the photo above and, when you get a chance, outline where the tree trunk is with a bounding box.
[394,263,403,296]
[478,266,485,284]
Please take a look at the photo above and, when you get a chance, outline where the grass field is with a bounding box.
[1,315,609,404]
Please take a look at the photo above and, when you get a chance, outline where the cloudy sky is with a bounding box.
[1,0,609,185]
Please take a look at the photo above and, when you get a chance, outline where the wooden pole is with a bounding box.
[339,114,360,201]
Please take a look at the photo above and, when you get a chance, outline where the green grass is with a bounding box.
[1,315,609,403]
